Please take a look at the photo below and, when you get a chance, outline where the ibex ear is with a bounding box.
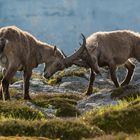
[61,50,67,58]
[53,45,57,52]
[53,45,57,56]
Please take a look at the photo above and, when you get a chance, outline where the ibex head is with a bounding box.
[43,34,86,79]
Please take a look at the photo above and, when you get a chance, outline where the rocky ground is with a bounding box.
[5,60,140,116]
[0,61,140,139]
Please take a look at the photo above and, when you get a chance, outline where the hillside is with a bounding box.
[0,65,140,139]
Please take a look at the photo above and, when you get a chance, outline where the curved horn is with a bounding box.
[81,33,86,42]
[61,49,67,58]
[64,33,86,66]
[53,45,57,52]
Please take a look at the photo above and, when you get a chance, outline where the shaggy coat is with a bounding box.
[80,30,140,95]
[0,26,63,100]
[0,26,85,100]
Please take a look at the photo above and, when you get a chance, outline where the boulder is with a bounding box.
[77,89,118,112]
[111,83,140,99]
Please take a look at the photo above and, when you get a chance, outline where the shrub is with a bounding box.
[0,119,103,140]
[82,97,140,134]
[0,101,45,120]
[32,97,80,117]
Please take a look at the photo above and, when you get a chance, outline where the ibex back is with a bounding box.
[77,30,140,95]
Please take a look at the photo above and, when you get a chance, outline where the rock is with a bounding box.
[59,76,88,92]
[26,101,56,118]
[111,83,140,99]
[116,66,127,82]
[10,78,80,94]
[9,61,140,113]
[77,89,118,112]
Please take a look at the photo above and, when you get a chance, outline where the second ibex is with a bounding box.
[78,30,140,95]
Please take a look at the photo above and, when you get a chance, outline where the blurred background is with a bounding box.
[1,0,140,55]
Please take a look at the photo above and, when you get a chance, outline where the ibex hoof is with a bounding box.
[85,87,93,96]
[85,92,92,96]
[5,97,10,100]
[121,82,128,87]
[24,96,31,100]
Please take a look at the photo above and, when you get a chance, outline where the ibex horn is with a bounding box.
[61,50,67,58]
[64,33,86,66]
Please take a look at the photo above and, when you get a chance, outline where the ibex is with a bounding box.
[75,30,140,95]
[0,26,86,100]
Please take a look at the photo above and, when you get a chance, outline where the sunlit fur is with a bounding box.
[0,26,64,100]
[83,30,140,95]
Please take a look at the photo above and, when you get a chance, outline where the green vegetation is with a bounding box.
[92,87,101,93]
[0,137,49,140]
[0,119,102,140]
[0,95,140,139]
[81,97,140,134]
[47,67,87,85]
[32,93,83,101]
[0,100,45,120]
[0,95,103,139]
[32,93,82,117]
[83,133,140,140]
[0,78,140,139]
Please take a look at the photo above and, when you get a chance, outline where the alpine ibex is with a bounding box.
[75,30,140,95]
[0,26,86,100]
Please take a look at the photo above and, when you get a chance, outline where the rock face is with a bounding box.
[1,0,140,54]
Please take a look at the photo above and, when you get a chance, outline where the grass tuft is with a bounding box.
[0,101,45,120]
[32,93,82,117]
[81,97,140,134]
[0,119,103,140]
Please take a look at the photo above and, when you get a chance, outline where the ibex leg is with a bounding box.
[121,60,135,86]
[1,66,17,100]
[109,64,120,87]
[23,69,32,100]
[86,69,95,96]
[0,69,6,99]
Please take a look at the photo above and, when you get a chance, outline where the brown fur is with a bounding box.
[0,26,65,100]
[79,30,140,95]
[0,26,86,100]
